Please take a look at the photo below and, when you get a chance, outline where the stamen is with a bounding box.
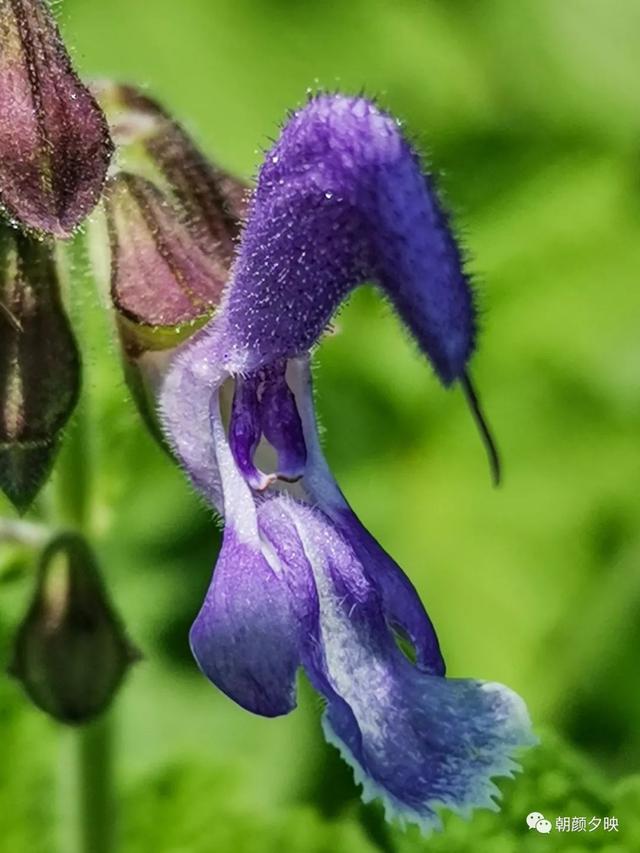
[228,363,308,491]
[260,363,307,482]
[228,375,275,491]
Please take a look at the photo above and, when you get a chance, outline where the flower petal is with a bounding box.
[332,508,446,677]
[162,348,445,677]
[159,322,242,508]
[280,500,535,831]
[287,357,445,676]
[189,522,303,717]
[228,372,272,490]
[259,361,307,481]
[223,94,475,384]
[189,391,313,716]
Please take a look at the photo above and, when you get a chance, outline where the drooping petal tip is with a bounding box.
[282,500,536,834]
[322,679,537,834]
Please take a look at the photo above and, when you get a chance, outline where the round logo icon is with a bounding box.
[526,812,552,833]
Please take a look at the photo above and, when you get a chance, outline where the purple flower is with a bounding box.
[159,94,534,831]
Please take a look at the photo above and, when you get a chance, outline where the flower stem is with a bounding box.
[59,715,115,853]
[54,402,117,853]
[77,716,115,853]
[54,404,93,533]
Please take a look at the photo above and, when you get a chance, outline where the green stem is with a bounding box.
[54,404,92,532]
[55,402,116,853]
[77,716,116,853]
[59,716,115,853]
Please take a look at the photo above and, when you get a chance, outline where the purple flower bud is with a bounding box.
[94,83,249,347]
[94,81,247,262]
[9,533,139,724]
[105,172,228,348]
[0,227,80,512]
[0,0,113,236]
[90,84,248,441]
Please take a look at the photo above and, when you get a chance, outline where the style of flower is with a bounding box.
[158,94,535,831]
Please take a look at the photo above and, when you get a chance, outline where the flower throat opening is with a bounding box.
[227,359,307,492]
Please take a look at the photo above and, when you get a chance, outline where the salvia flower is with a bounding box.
[0,0,112,237]
[9,532,139,724]
[0,227,80,512]
[157,94,535,831]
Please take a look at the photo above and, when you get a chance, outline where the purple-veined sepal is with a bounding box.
[90,83,249,441]
[0,227,80,512]
[0,0,112,236]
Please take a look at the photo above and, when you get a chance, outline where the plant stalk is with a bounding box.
[55,400,117,853]
[77,716,115,853]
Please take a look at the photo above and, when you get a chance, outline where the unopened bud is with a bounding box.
[102,172,228,445]
[105,172,227,350]
[9,533,138,724]
[0,0,113,236]
[93,81,246,260]
[0,227,80,512]
[94,83,250,338]
[90,83,249,441]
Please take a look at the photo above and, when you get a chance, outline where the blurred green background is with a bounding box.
[2,0,640,850]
